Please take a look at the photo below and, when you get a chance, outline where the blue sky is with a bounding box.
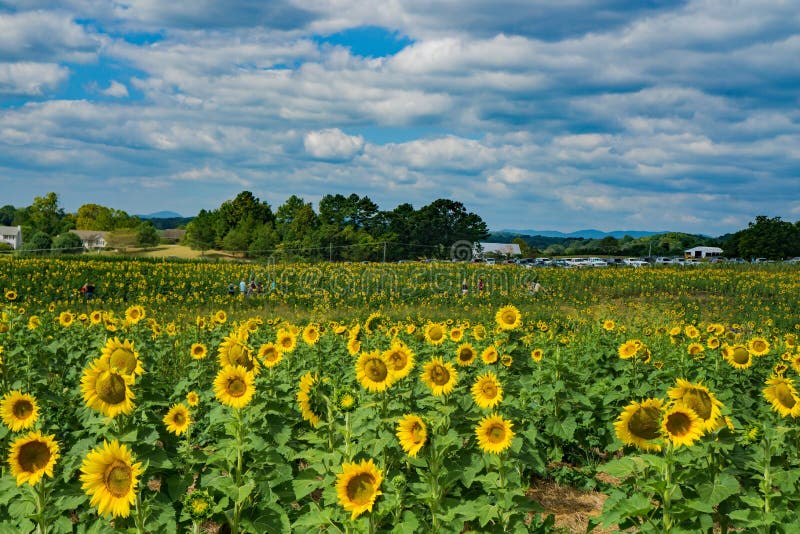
[1,1,799,235]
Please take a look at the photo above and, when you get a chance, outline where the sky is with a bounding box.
[1,1,799,236]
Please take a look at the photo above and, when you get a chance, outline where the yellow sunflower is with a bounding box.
[531,348,543,362]
[347,337,362,356]
[89,310,103,325]
[723,344,752,369]
[297,372,321,427]
[618,340,639,359]
[213,310,227,325]
[302,324,321,345]
[602,320,615,331]
[190,342,207,360]
[472,324,487,341]
[364,312,382,335]
[707,337,720,350]
[395,414,427,458]
[684,325,700,339]
[614,398,664,452]
[455,343,477,366]
[383,344,414,380]
[667,379,723,433]
[5,289,17,301]
[420,357,458,396]
[218,333,258,373]
[80,440,143,518]
[424,323,447,345]
[335,458,383,520]
[449,327,464,342]
[495,305,522,331]
[8,431,59,486]
[58,311,74,327]
[27,315,41,330]
[687,342,705,356]
[258,343,283,368]
[80,359,136,419]
[747,337,770,356]
[763,375,800,418]
[100,337,144,377]
[662,405,704,447]
[124,305,145,324]
[276,328,297,353]
[186,391,199,407]
[1,391,39,432]
[471,372,503,409]
[213,365,255,409]
[356,351,395,393]
[481,345,499,365]
[163,403,192,436]
[475,413,515,454]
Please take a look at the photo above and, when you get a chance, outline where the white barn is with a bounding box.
[476,242,522,257]
[0,225,22,249]
[685,246,723,259]
[70,230,109,250]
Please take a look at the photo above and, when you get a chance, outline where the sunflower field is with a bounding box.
[1,257,800,533]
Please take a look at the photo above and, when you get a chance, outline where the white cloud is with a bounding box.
[0,62,69,95]
[304,128,364,160]
[102,80,129,98]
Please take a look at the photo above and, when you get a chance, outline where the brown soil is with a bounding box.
[527,478,615,533]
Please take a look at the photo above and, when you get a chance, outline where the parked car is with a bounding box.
[654,257,672,265]
[586,257,609,267]
[786,257,800,264]
[623,258,648,267]
[564,258,590,267]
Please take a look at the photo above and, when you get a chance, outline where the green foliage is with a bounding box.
[52,232,85,253]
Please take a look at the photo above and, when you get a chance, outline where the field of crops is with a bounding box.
[1,257,800,533]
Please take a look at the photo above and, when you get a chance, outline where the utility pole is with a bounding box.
[383,242,387,263]
[329,242,332,262]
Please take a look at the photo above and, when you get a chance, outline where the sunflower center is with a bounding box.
[12,399,34,420]
[193,346,205,357]
[388,351,407,369]
[428,326,443,341]
[430,365,450,385]
[109,348,136,374]
[191,499,208,514]
[732,346,750,364]
[226,377,247,398]
[481,382,498,399]
[263,347,278,362]
[346,473,376,505]
[628,406,661,440]
[752,340,767,353]
[365,359,388,382]
[172,412,186,425]
[18,441,51,473]
[458,349,473,362]
[487,423,506,443]
[280,336,292,348]
[96,371,128,405]
[104,460,133,498]
[501,311,516,324]
[682,390,713,420]
[774,383,797,409]
[410,422,425,443]
[665,411,692,437]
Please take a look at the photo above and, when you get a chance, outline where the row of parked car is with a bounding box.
[475,256,800,267]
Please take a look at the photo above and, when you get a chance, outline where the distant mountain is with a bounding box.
[137,211,183,219]
[497,229,666,239]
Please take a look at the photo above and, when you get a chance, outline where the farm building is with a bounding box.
[0,225,22,249]
[684,246,723,259]
[70,230,109,250]
[476,242,521,258]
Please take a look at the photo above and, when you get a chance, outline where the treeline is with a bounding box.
[185,192,489,261]
[494,216,800,260]
[0,193,160,253]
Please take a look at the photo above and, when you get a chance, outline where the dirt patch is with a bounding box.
[527,479,613,533]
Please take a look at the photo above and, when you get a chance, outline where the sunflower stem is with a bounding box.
[662,442,674,534]
[762,433,772,534]
[231,407,245,534]
[34,477,49,534]
[133,491,146,534]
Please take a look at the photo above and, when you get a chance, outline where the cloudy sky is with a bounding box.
[1,1,799,235]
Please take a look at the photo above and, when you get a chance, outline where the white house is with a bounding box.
[0,225,22,249]
[70,230,109,250]
[476,242,522,258]
[685,246,723,259]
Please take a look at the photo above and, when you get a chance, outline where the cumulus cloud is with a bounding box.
[0,62,69,95]
[304,128,364,160]
[102,80,129,97]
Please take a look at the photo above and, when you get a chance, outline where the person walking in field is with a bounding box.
[461,279,468,295]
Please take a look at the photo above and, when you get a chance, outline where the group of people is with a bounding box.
[79,282,95,300]
[228,279,275,296]
[459,277,544,296]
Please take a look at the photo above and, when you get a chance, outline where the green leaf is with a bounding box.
[292,469,322,501]
[694,472,740,508]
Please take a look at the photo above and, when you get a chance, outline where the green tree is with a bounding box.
[27,192,66,236]
[412,199,489,254]
[0,205,16,226]
[21,231,52,255]
[248,224,280,258]
[186,210,219,253]
[731,216,800,260]
[76,204,114,230]
[51,232,85,254]
[137,221,160,248]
